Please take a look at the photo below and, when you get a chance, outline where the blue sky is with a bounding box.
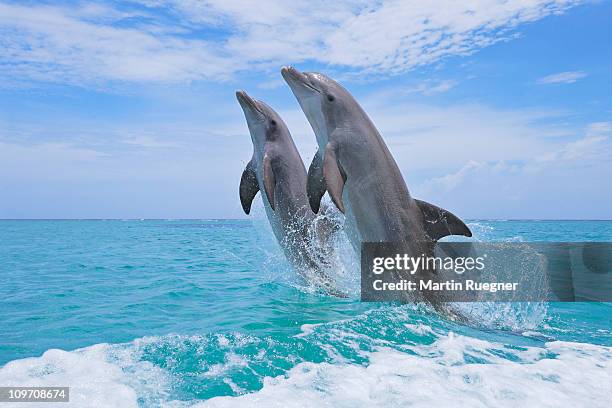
[0,0,611,219]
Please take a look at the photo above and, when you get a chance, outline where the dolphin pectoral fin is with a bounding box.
[239,159,259,215]
[415,199,472,240]
[307,151,326,213]
[323,143,346,213]
[262,152,276,211]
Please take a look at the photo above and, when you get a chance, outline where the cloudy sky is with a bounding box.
[1,0,610,219]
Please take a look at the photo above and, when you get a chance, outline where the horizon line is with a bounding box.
[1,218,612,222]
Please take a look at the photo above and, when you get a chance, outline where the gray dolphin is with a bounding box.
[236,90,340,293]
[281,67,472,303]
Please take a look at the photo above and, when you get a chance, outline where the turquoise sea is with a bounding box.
[0,217,611,407]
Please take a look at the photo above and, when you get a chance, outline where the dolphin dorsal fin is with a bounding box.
[415,199,472,241]
[306,151,326,213]
[239,159,259,214]
[306,143,346,213]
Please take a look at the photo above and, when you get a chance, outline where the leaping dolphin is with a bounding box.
[236,90,340,294]
[281,67,472,303]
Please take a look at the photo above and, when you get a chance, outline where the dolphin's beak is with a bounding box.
[281,66,318,94]
[236,90,265,127]
[236,90,258,112]
[281,66,302,83]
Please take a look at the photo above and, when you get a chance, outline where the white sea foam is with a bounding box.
[295,323,324,338]
[201,335,611,408]
[1,332,609,408]
[0,343,170,408]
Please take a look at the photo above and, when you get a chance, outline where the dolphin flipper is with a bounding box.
[415,199,472,240]
[239,159,259,214]
[323,143,346,213]
[306,151,326,213]
[262,151,276,210]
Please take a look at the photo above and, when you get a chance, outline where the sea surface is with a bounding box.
[0,216,611,407]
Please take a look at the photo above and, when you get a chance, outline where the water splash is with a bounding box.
[448,224,549,331]
[247,197,359,297]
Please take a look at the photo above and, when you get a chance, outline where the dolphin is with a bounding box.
[236,90,340,293]
[281,67,472,304]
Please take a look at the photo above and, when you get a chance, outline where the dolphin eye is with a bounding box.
[327,94,335,102]
[270,120,277,127]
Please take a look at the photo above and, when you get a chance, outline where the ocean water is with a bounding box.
[0,216,611,407]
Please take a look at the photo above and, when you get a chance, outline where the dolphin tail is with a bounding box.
[415,199,472,241]
[239,158,259,214]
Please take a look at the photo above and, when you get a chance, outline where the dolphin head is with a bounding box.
[236,90,288,150]
[281,66,358,147]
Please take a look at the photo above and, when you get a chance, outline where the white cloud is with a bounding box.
[0,141,108,183]
[535,135,607,163]
[0,0,583,84]
[534,121,611,162]
[0,2,237,84]
[320,0,580,73]
[422,121,610,193]
[403,80,458,96]
[122,134,182,149]
[537,70,588,84]
[427,160,485,191]
[586,121,612,134]
[409,121,611,219]
[355,94,573,172]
